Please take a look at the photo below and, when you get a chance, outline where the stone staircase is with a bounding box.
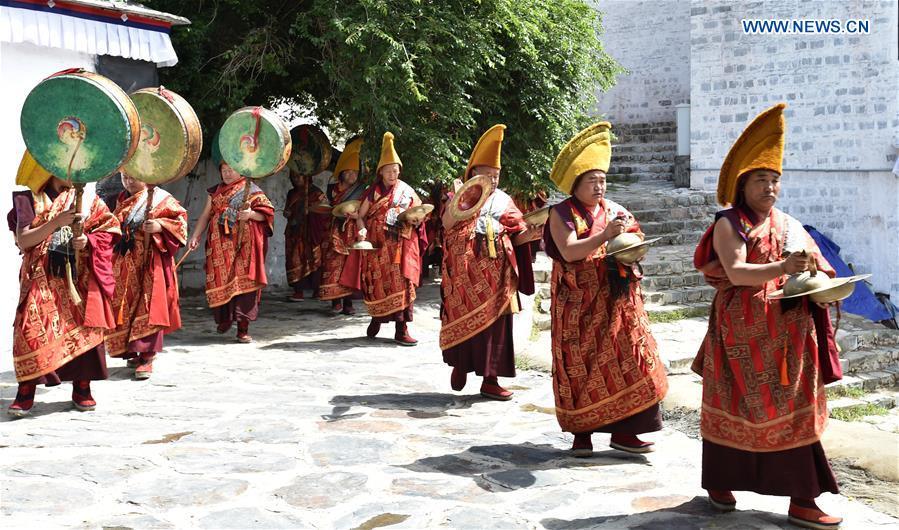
[606,121,677,184]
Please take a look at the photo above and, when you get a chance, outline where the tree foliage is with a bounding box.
[145,0,620,194]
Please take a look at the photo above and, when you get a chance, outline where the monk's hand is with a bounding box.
[357,227,368,241]
[601,216,627,242]
[346,211,359,220]
[782,251,810,275]
[237,208,254,222]
[72,234,88,251]
[55,206,78,228]
[187,236,200,252]
[143,220,162,234]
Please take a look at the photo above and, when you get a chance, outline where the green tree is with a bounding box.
[146,0,620,195]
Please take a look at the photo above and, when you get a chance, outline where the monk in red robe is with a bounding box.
[692,104,842,529]
[320,138,364,314]
[106,171,186,379]
[7,152,120,417]
[441,125,540,400]
[348,132,425,345]
[187,153,274,343]
[284,170,329,301]
[543,123,668,455]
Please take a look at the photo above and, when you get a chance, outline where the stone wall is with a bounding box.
[688,0,899,301]
[591,0,691,124]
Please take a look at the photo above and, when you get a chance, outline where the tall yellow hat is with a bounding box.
[464,124,505,181]
[718,103,786,206]
[16,150,52,194]
[377,132,402,173]
[549,122,612,195]
[334,137,363,177]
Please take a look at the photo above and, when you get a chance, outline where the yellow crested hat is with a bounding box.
[334,137,363,177]
[464,124,505,181]
[16,150,52,194]
[718,103,786,206]
[377,132,402,172]
[549,122,611,195]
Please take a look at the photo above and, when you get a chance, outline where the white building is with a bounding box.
[0,0,189,356]
[595,0,899,304]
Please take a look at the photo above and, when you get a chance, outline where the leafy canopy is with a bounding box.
[146,0,620,194]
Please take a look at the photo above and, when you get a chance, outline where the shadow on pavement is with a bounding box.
[328,392,483,416]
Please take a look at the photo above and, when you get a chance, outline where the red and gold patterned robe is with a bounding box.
[204,178,274,309]
[358,180,422,318]
[440,188,527,352]
[10,187,120,382]
[285,175,328,287]
[692,206,834,452]
[319,182,363,301]
[106,188,187,357]
[543,197,667,434]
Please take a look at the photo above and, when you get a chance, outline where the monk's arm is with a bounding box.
[15,215,62,250]
[548,209,606,262]
[713,217,788,286]
[187,196,213,249]
[355,198,371,234]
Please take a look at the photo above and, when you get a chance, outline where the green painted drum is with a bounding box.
[124,87,203,185]
[20,70,140,183]
[218,106,291,178]
[289,125,331,176]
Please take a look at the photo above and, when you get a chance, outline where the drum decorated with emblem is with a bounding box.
[218,106,291,178]
[289,124,331,176]
[123,86,203,185]
[20,69,140,183]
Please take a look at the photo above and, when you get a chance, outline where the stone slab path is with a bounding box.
[1,283,896,529]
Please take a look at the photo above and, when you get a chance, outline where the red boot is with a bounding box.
[331,300,343,314]
[72,381,96,411]
[610,433,655,454]
[341,299,356,315]
[216,321,232,334]
[366,320,381,339]
[571,433,593,458]
[289,290,304,302]
[450,367,467,391]
[236,321,253,343]
[7,382,36,418]
[394,322,418,346]
[788,499,842,529]
[707,490,737,512]
[134,352,156,380]
[480,377,513,401]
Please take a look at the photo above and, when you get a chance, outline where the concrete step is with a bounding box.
[643,271,707,291]
[607,171,674,182]
[618,193,717,211]
[614,142,677,155]
[643,286,717,305]
[615,123,676,135]
[840,346,899,375]
[641,219,711,235]
[631,206,717,223]
[614,153,676,165]
[826,369,899,393]
[613,163,676,175]
[617,132,677,143]
[829,392,898,415]
[836,324,899,352]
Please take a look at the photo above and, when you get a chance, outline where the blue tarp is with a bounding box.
[805,225,892,322]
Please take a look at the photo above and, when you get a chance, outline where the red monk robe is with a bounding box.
[106,183,186,379]
[440,188,535,397]
[543,197,668,445]
[284,172,329,300]
[188,171,274,343]
[319,180,363,313]
[692,205,839,500]
[7,181,120,416]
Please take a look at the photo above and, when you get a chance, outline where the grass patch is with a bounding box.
[529,321,540,342]
[826,386,866,400]
[648,306,710,323]
[830,403,890,422]
[515,354,549,373]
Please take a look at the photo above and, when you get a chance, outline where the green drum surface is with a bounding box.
[124,88,203,185]
[218,107,291,178]
[290,125,331,176]
[20,72,139,183]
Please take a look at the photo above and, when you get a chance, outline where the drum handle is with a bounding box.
[69,183,85,306]
[229,180,253,275]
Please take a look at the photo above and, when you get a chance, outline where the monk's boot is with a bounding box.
[134,352,156,380]
[480,377,513,401]
[394,322,418,346]
[366,319,381,339]
[450,367,467,391]
[72,381,96,412]
[289,289,304,302]
[707,490,737,512]
[341,299,356,315]
[7,382,37,418]
[216,321,232,334]
[126,355,140,368]
[570,433,594,458]
[236,322,253,343]
[331,300,343,314]
[609,433,655,454]
[788,499,842,529]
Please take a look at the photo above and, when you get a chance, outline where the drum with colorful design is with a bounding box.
[123,86,203,185]
[289,124,331,176]
[218,106,291,178]
[20,69,140,183]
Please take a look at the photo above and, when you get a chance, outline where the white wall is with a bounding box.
[0,42,95,360]
[688,0,899,301]
[592,0,691,124]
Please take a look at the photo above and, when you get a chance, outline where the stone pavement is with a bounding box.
[1,282,897,529]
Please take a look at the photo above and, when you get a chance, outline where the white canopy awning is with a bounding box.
[1,2,186,67]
